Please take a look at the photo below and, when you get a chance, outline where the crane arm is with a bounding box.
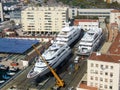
[32,45,64,87]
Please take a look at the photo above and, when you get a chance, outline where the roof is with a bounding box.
[89,52,120,63]
[74,19,98,26]
[111,9,120,13]
[0,38,39,54]
[108,33,120,54]
[79,83,98,90]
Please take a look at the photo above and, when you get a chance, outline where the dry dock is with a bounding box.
[0,51,87,90]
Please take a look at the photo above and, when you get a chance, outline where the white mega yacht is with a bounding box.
[27,43,71,78]
[54,25,81,46]
[77,27,103,55]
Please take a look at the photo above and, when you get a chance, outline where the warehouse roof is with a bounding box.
[0,38,39,54]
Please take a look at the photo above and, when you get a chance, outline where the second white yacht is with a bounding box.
[77,27,103,55]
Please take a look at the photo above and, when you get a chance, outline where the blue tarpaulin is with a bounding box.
[0,38,39,54]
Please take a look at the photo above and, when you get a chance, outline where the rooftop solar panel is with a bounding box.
[0,38,39,54]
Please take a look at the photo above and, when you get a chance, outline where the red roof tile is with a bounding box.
[89,52,120,63]
[74,19,98,25]
[79,83,98,90]
[76,19,98,22]
[111,10,120,13]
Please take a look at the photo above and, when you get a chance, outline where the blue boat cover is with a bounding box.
[0,38,39,54]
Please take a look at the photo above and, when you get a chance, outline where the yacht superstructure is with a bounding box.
[54,25,81,46]
[77,27,103,55]
[27,43,71,78]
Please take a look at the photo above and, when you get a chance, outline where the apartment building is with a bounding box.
[77,33,120,90]
[21,6,68,35]
[87,53,120,90]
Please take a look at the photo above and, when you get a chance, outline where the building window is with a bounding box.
[104,85,108,89]
[91,63,94,67]
[90,82,93,86]
[100,71,103,75]
[101,65,104,69]
[100,84,103,89]
[90,76,93,80]
[110,79,113,83]
[95,77,98,81]
[105,65,108,69]
[109,86,112,89]
[110,66,113,69]
[110,73,113,77]
[95,70,98,74]
[100,77,103,81]
[105,72,108,75]
[105,78,108,82]
[95,83,98,87]
[96,64,99,67]
[90,70,94,74]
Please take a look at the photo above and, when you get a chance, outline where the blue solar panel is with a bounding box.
[0,38,39,54]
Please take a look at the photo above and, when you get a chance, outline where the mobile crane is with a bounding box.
[32,45,64,88]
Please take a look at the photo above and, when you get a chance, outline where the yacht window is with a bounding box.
[36,66,47,68]
[57,52,61,56]
[62,49,65,52]
[47,57,56,61]
[50,49,58,52]
[88,33,94,35]
[94,34,98,39]
[74,33,77,37]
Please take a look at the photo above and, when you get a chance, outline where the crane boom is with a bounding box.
[32,45,64,87]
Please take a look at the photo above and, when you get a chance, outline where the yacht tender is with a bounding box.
[27,43,71,78]
[77,27,103,55]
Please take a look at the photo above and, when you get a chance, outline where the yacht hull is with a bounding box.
[27,47,71,79]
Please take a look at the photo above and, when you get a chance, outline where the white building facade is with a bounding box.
[87,53,120,90]
[21,6,68,35]
[0,3,4,21]
[68,8,112,19]
[78,19,99,31]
